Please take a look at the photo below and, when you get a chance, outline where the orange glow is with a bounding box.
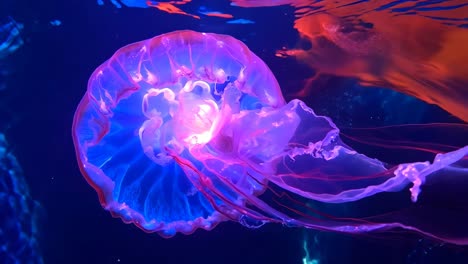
[233,0,468,121]
[146,0,200,19]
[204,12,234,19]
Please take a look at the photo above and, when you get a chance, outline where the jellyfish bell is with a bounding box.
[73,30,284,236]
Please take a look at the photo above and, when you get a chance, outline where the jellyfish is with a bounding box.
[0,133,43,263]
[73,30,468,243]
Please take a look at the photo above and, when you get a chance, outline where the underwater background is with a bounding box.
[1,0,468,263]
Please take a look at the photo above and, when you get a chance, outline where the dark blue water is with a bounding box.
[1,0,467,263]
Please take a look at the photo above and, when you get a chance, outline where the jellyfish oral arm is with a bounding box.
[138,79,223,164]
[207,99,467,205]
[177,80,221,146]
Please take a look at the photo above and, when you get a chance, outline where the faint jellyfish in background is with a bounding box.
[0,16,43,263]
[283,10,468,122]
[0,133,43,264]
[0,17,23,91]
[0,17,23,59]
